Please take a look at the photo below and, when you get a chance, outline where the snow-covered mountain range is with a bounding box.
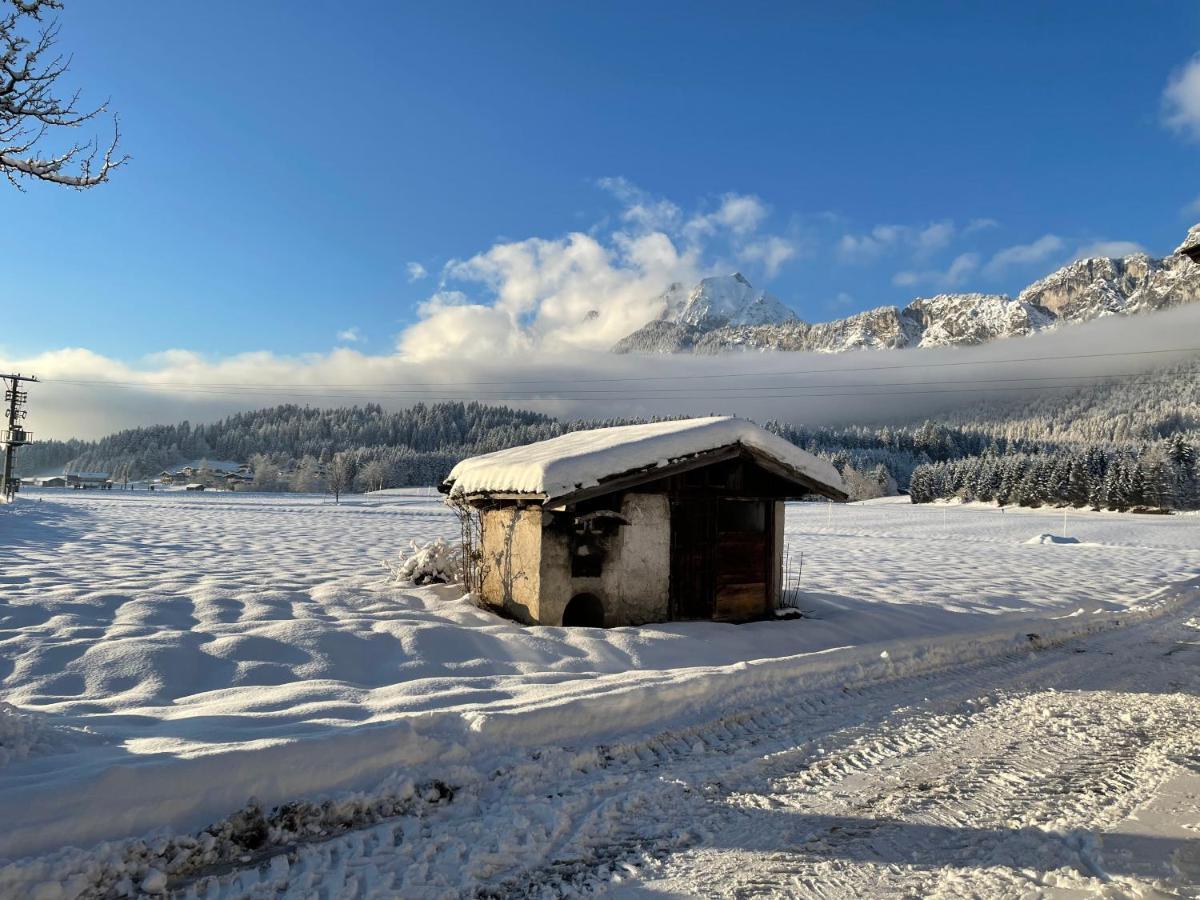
[612,225,1200,354]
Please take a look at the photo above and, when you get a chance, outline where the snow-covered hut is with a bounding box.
[441,416,847,627]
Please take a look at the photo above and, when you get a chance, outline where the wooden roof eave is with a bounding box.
[548,443,848,508]
[443,488,549,507]
[742,446,850,502]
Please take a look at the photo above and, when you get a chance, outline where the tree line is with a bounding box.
[19,403,674,491]
[907,435,1199,511]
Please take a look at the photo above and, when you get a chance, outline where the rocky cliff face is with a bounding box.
[613,227,1200,354]
[905,293,1053,347]
[1018,254,1200,321]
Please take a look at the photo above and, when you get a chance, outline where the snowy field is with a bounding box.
[1,488,1198,897]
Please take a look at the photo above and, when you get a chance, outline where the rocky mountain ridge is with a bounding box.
[612,228,1200,354]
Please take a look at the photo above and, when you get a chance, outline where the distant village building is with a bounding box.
[21,475,67,488]
[184,483,206,491]
[157,463,249,490]
[442,417,847,628]
[67,472,112,490]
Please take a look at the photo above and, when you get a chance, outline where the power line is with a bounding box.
[36,345,1200,391]
[32,372,1200,403]
[45,370,1196,395]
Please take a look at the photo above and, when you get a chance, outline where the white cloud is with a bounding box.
[406,262,429,282]
[682,193,769,242]
[1163,54,1200,141]
[836,224,906,263]
[598,177,682,231]
[914,221,955,257]
[983,234,1065,276]
[395,184,800,361]
[336,327,362,343]
[946,252,981,283]
[1184,195,1200,217]
[1073,240,1146,260]
[893,252,980,290]
[738,235,798,278]
[397,228,702,362]
[709,194,769,236]
[837,220,958,264]
[965,217,1000,234]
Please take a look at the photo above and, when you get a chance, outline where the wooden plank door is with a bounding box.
[713,500,770,621]
[669,498,715,619]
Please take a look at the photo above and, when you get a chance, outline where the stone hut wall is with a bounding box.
[478,505,544,624]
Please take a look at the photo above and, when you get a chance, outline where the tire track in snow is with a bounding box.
[715,694,1196,898]
[482,592,1200,899]
[628,602,1200,899]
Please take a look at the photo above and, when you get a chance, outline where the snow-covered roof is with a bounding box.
[444,416,846,504]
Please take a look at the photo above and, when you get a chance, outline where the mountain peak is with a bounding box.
[615,222,1200,355]
[670,273,797,329]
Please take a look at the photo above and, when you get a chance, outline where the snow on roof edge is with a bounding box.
[444,416,846,503]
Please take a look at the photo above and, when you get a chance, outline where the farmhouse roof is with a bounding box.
[443,416,847,505]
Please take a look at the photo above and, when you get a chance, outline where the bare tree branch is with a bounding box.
[0,0,126,189]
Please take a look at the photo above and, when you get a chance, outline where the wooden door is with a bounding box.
[713,500,770,621]
[669,498,715,619]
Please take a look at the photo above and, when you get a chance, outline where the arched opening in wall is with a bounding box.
[562,593,605,628]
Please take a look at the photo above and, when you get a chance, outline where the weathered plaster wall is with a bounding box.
[533,492,672,627]
[600,493,671,625]
[479,505,543,624]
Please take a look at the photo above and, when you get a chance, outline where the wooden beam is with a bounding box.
[455,491,548,505]
[744,447,849,501]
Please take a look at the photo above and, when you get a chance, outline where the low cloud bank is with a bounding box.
[6,304,1199,441]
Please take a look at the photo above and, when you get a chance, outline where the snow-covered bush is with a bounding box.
[384,538,463,586]
[0,702,73,767]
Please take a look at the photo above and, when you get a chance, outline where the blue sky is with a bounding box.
[4,1,1200,364]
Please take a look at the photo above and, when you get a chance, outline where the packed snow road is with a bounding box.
[195,582,1200,899]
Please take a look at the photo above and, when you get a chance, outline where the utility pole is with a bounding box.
[2,373,37,501]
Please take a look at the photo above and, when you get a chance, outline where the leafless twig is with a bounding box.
[0,0,126,189]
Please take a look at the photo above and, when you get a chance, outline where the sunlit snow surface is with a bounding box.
[4,491,1195,752]
[0,488,1198,885]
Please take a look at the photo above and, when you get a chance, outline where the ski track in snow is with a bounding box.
[0,489,1198,897]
